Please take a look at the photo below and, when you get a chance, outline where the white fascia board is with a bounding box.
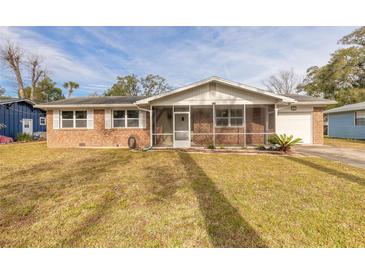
[278,100,337,106]
[34,103,137,109]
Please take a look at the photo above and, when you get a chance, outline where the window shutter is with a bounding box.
[53,110,60,129]
[105,109,112,129]
[139,110,147,128]
[87,109,94,129]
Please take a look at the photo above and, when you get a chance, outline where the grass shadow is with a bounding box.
[178,152,266,248]
[287,157,365,186]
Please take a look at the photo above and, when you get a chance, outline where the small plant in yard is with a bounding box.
[16,133,33,142]
[269,134,302,152]
[219,144,225,149]
[206,143,215,149]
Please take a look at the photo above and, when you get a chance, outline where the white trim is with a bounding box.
[215,106,244,128]
[136,76,296,105]
[354,110,365,126]
[35,103,137,109]
[39,116,46,126]
[60,110,88,129]
[111,109,140,129]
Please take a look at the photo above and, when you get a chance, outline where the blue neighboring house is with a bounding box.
[0,98,46,139]
[324,101,365,140]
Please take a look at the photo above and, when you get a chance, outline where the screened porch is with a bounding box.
[151,104,276,148]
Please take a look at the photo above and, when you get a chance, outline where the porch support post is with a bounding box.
[188,105,191,147]
[243,104,246,147]
[212,103,216,147]
[172,106,175,148]
[264,106,269,144]
[150,105,153,147]
[274,103,278,134]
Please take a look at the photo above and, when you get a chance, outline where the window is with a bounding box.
[113,110,125,128]
[215,107,243,127]
[39,117,46,126]
[112,110,139,128]
[127,110,139,127]
[61,110,87,128]
[355,111,365,126]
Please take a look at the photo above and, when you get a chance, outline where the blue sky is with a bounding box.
[0,26,357,97]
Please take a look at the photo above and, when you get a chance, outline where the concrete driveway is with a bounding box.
[295,145,365,169]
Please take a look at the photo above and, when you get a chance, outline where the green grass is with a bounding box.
[325,136,365,149]
[1,142,365,247]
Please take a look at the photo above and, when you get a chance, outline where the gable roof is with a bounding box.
[0,98,35,106]
[36,96,148,109]
[324,101,365,114]
[135,76,296,104]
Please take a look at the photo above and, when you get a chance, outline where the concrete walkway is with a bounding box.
[295,145,365,169]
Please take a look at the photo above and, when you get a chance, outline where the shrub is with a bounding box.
[206,144,215,149]
[16,133,33,142]
[269,134,302,152]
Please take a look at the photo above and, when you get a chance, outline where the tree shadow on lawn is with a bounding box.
[178,152,267,248]
[0,152,131,235]
[287,157,365,186]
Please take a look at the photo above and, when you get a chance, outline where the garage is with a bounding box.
[276,112,312,144]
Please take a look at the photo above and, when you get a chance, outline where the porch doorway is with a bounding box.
[174,108,190,148]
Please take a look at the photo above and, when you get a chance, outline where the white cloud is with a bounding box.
[0,26,357,96]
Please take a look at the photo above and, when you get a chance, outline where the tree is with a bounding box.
[0,43,25,98]
[105,74,171,96]
[63,81,79,98]
[300,27,365,104]
[37,76,64,102]
[0,86,5,97]
[105,74,140,96]
[339,26,365,46]
[262,69,301,94]
[28,55,45,100]
[140,74,171,96]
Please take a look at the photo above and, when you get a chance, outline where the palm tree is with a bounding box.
[63,81,79,98]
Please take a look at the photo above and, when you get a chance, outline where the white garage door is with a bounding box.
[276,112,312,144]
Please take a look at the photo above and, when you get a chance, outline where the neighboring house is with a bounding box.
[324,101,365,140]
[0,98,47,139]
[36,76,336,148]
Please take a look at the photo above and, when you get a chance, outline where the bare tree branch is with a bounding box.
[28,55,46,100]
[262,69,301,94]
[0,42,25,98]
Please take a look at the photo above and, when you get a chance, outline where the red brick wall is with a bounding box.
[313,107,324,144]
[47,109,150,148]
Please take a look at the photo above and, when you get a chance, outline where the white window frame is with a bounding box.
[61,110,88,129]
[215,107,244,128]
[355,110,365,126]
[112,109,140,128]
[39,117,46,126]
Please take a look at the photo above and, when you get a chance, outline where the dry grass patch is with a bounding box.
[0,142,365,247]
[325,137,365,149]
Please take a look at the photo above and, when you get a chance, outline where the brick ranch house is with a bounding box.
[36,76,336,148]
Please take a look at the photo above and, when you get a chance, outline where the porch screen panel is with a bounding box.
[190,106,214,147]
[245,105,270,145]
[215,105,245,147]
[152,107,173,147]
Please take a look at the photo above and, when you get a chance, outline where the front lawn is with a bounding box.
[1,143,364,247]
[325,136,365,149]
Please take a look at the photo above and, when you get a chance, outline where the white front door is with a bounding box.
[174,113,190,148]
[22,119,33,135]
